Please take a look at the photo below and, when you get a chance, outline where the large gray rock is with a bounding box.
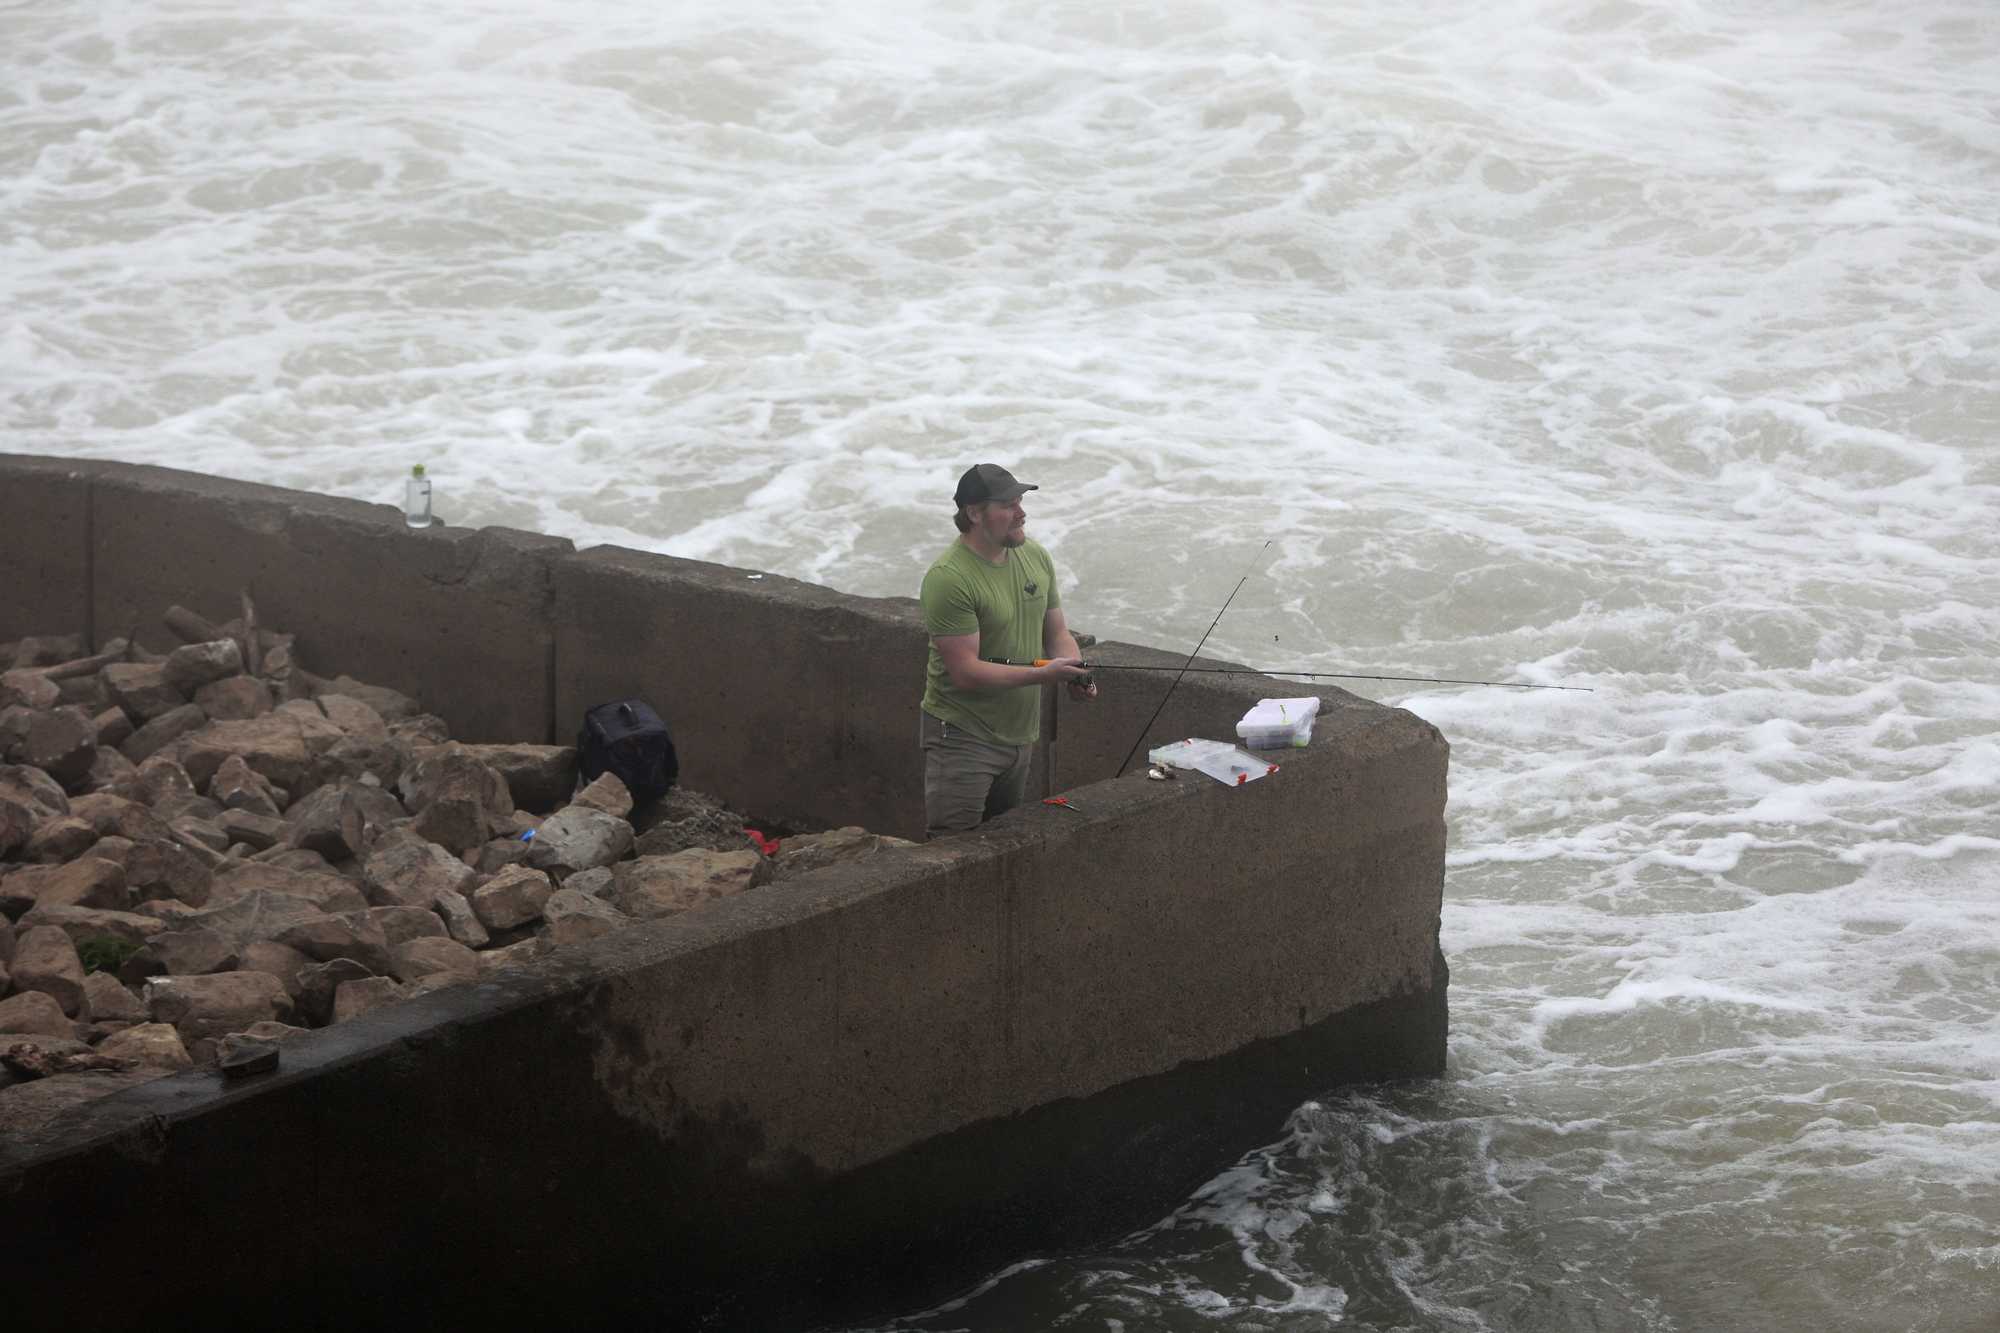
[81,972,147,1026]
[69,792,173,843]
[101,662,186,722]
[130,755,199,809]
[564,866,614,898]
[297,957,375,1026]
[274,911,395,975]
[259,639,304,703]
[121,926,241,983]
[216,1033,280,1077]
[367,905,447,946]
[0,989,76,1037]
[430,889,489,950]
[92,706,135,750]
[83,833,136,868]
[1,857,129,915]
[402,748,513,856]
[24,815,97,863]
[570,772,633,820]
[121,703,209,764]
[12,926,88,1016]
[22,707,97,789]
[609,849,766,921]
[332,976,404,1024]
[208,863,367,915]
[338,783,408,859]
[314,735,410,791]
[132,899,204,927]
[0,793,32,859]
[217,808,287,851]
[55,671,111,712]
[470,865,553,932]
[527,806,634,877]
[145,971,293,1043]
[0,704,31,761]
[388,936,480,985]
[468,834,532,876]
[282,784,352,859]
[16,903,167,951]
[0,669,61,711]
[81,746,137,795]
[192,675,273,721]
[632,809,749,857]
[161,639,243,695]
[253,847,335,875]
[316,693,388,738]
[209,753,284,817]
[176,714,317,789]
[123,838,215,907]
[184,889,343,953]
[170,815,230,853]
[1,763,70,821]
[453,743,577,812]
[96,1022,192,1070]
[236,939,314,1000]
[541,888,629,949]
[477,937,546,976]
[361,835,477,910]
[768,826,918,881]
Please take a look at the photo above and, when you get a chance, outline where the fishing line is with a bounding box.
[992,661,1592,692]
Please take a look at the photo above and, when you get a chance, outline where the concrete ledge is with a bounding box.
[84,464,572,744]
[0,456,1450,1328]
[0,454,97,645]
[552,545,935,840]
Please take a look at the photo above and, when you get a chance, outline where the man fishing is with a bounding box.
[919,463,1097,838]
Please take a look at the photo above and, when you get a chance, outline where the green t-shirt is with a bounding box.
[920,539,1061,745]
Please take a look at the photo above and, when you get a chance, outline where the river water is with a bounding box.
[4,1,1996,1328]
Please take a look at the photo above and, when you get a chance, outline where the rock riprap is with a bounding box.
[0,609,913,1137]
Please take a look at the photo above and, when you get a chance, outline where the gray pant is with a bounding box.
[920,711,1032,839]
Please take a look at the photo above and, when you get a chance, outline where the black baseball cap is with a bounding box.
[954,463,1038,507]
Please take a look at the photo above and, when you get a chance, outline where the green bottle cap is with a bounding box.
[412,464,426,478]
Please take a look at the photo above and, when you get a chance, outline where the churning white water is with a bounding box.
[5,0,1997,1327]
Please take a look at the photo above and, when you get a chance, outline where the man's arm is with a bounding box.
[1043,609,1098,701]
[935,632,1088,690]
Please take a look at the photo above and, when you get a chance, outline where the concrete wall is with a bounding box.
[0,455,93,645]
[0,454,1449,1329]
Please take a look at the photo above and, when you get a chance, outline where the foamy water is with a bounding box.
[5,1,1997,1328]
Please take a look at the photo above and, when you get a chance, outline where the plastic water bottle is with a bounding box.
[404,463,432,528]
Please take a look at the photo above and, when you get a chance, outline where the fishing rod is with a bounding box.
[990,660,1593,693]
[1110,540,1276,778]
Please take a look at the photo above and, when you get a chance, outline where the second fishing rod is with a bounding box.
[1020,539,1588,776]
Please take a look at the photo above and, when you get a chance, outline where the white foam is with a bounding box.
[7,1,2000,1329]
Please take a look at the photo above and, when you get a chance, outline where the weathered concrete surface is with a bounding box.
[0,455,1449,1329]
[1,716,1444,1327]
[552,547,951,842]
[0,455,94,647]
[0,451,569,741]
